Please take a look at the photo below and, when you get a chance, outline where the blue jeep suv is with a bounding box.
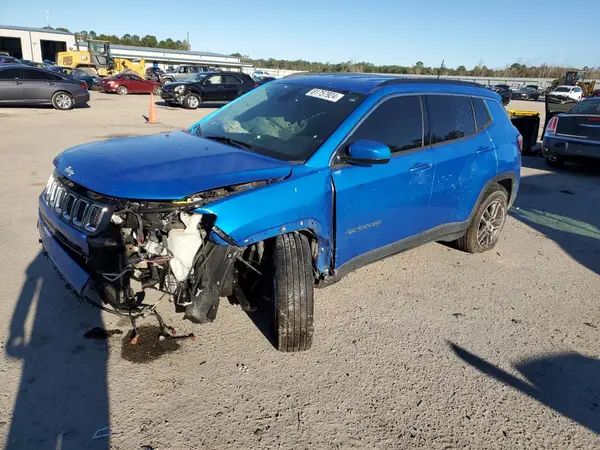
[38,74,521,351]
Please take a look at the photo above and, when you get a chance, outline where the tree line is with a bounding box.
[231,54,600,79]
[43,26,190,50]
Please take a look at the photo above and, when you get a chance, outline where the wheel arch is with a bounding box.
[468,172,518,223]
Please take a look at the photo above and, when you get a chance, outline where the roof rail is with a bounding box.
[377,78,485,89]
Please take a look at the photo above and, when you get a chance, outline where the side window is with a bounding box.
[346,96,424,154]
[472,97,491,130]
[206,75,223,85]
[179,67,187,73]
[223,75,241,85]
[426,95,476,144]
[22,69,55,80]
[0,68,21,80]
[574,87,582,93]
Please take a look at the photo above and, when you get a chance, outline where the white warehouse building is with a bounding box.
[0,25,251,71]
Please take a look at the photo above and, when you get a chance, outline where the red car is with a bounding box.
[99,73,161,95]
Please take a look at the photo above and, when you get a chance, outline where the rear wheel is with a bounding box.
[51,91,74,110]
[273,233,314,352]
[454,185,508,254]
[116,85,128,95]
[152,85,161,95]
[183,93,201,109]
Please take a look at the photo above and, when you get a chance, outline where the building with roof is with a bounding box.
[0,25,251,71]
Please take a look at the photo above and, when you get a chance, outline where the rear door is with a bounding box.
[332,95,435,267]
[21,68,61,102]
[0,67,23,102]
[222,74,242,101]
[426,94,497,228]
[203,74,224,101]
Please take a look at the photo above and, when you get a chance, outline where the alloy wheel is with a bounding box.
[187,96,199,108]
[55,94,72,109]
[477,200,505,249]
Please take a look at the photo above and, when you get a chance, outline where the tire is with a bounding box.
[545,157,564,168]
[454,185,508,254]
[152,85,161,95]
[51,91,74,110]
[273,233,314,352]
[116,85,128,95]
[183,94,201,109]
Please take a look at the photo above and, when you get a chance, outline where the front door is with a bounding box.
[425,95,497,228]
[332,95,435,268]
[0,67,23,102]
[203,74,224,101]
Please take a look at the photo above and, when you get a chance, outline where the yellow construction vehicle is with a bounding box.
[549,71,596,97]
[56,38,146,78]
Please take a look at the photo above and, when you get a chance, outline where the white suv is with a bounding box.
[550,85,583,101]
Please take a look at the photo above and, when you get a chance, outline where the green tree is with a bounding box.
[140,35,158,47]
[55,27,70,32]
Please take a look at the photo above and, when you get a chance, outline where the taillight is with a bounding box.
[517,134,523,152]
[253,83,258,88]
[546,116,559,134]
[80,82,87,89]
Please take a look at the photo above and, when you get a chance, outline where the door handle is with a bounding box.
[409,162,432,172]
[476,146,493,153]
[46,82,55,86]
[13,81,22,85]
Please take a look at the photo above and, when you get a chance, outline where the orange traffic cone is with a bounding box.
[147,93,158,124]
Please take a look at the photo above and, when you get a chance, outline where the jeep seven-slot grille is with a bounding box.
[44,175,109,233]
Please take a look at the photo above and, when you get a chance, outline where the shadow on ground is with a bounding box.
[4,253,110,450]
[448,342,600,435]
[154,100,226,109]
[512,156,600,275]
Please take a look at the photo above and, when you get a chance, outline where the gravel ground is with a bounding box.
[0,94,599,450]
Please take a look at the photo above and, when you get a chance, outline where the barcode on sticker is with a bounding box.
[305,88,345,102]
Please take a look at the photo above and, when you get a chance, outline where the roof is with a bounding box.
[0,24,72,36]
[280,73,491,95]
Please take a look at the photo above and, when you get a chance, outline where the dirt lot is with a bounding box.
[1,93,599,450]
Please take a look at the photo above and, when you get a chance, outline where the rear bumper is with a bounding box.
[543,135,600,160]
[74,89,90,105]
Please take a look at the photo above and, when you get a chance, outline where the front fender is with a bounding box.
[196,166,334,272]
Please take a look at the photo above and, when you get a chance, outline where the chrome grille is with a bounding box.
[43,175,109,233]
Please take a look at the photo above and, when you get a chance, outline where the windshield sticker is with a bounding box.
[305,88,344,102]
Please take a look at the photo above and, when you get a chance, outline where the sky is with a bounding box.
[1,0,598,69]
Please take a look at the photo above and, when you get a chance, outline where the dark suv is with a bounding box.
[160,71,256,109]
[39,75,520,352]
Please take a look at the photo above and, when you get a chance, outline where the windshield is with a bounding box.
[196,82,366,162]
[554,87,571,93]
[569,100,600,114]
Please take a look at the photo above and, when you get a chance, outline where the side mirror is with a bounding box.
[347,139,391,165]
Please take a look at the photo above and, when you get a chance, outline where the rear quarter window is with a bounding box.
[472,97,491,130]
[426,95,475,144]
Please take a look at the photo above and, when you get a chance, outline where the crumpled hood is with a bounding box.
[54,131,292,200]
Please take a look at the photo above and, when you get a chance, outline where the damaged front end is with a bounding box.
[41,172,269,324]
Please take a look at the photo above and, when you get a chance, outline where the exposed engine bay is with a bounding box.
[73,181,270,328]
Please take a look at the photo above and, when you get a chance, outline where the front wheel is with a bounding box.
[116,85,128,95]
[454,185,508,254]
[51,91,74,110]
[152,85,161,95]
[273,233,314,352]
[183,93,201,109]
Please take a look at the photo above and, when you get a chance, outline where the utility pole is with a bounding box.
[437,59,445,79]
[186,31,190,50]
